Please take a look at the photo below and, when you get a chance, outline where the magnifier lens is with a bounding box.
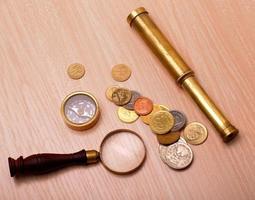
[100,130,146,174]
[64,94,97,124]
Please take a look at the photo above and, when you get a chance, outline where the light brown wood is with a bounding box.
[0,0,254,199]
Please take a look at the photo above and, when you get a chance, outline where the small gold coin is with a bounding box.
[157,131,181,145]
[141,104,168,125]
[117,107,139,123]
[150,111,175,135]
[105,86,119,102]
[159,105,169,111]
[112,88,132,106]
[111,64,132,82]
[184,122,208,145]
[67,63,85,79]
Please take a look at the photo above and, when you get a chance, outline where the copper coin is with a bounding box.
[134,97,153,116]
[157,131,181,145]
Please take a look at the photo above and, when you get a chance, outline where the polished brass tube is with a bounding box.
[127,7,238,142]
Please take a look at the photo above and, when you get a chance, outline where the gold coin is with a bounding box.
[150,111,175,135]
[183,122,208,145]
[67,63,85,79]
[112,88,132,106]
[157,131,181,145]
[159,105,169,111]
[111,64,132,82]
[117,107,139,123]
[141,104,169,125]
[105,86,119,102]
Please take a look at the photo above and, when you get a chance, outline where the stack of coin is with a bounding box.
[105,86,148,123]
[105,84,208,170]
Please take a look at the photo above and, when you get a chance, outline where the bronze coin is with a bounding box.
[157,131,181,145]
[112,88,132,106]
[134,97,153,116]
[105,85,119,102]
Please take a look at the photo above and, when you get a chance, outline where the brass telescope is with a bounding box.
[127,7,238,142]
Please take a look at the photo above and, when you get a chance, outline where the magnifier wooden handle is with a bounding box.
[8,150,99,177]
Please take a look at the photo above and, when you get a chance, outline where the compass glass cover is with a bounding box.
[64,94,97,124]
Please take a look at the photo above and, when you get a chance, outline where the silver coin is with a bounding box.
[160,142,193,170]
[178,137,187,144]
[158,137,186,162]
[123,91,141,110]
[170,110,187,132]
[158,144,168,164]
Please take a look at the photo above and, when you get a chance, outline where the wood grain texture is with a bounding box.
[0,0,255,199]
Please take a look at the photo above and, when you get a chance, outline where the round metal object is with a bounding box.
[117,107,139,123]
[141,104,168,125]
[111,64,132,82]
[123,91,141,110]
[156,131,181,145]
[134,97,153,116]
[158,144,168,163]
[178,137,187,144]
[67,63,85,80]
[105,85,119,102]
[158,137,187,163]
[112,88,132,106]
[184,122,208,145]
[170,110,187,132]
[61,91,100,131]
[159,104,169,111]
[100,129,146,174]
[159,142,193,170]
[150,111,175,135]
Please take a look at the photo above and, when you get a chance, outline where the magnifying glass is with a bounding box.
[8,129,146,177]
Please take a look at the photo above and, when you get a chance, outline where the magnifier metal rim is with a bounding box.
[61,91,100,131]
[99,129,147,175]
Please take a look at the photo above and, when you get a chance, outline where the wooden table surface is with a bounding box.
[1,1,255,199]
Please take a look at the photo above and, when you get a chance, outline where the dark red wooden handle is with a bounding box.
[8,150,87,177]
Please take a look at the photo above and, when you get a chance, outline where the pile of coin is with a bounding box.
[106,85,208,170]
[107,64,208,170]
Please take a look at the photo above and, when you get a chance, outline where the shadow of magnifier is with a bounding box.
[8,129,147,177]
